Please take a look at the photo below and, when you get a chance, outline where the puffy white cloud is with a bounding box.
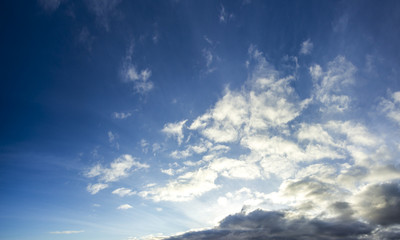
[300,39,313,55]
[117,204,133,210]
[162,120,187,145]
[87,183,108,195]
[86,154,149,183]
[112,187,136,197]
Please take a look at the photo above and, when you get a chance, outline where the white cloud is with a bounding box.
[112,187,136,197]
[86,154,149,183]
[139,168,219,202]
[310,56,356,112]
[162,120,187,145]
[209,157,261,179]
[117,204,133,210]
[325,121,379,147]
[300,39,313,55]
[49,230,84,234]
[121,43,154,94]
[380,91,400,125]
[113,112,132,119]
[87,183,108,195]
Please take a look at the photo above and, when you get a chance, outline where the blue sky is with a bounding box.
[1,0,400,239]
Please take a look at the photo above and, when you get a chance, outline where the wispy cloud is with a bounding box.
[219,5,234,23]
[86,154,149,183]
[49,230,84,234]
[112,112,132,119]
[85,0,122,31]
[380,91,400,125]
[310,56,356,112]
[162,120,187,145]
[300,39,313,55]
[87,183,108,194]
[112,187,136,197]
[121,42,154,94]
[38,0,62,12]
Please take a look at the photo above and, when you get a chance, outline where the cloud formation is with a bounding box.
[136,46,400,239]
[164,209,374,240]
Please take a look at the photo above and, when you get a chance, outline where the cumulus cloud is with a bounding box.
[300,39,313,55]
[117,204,133,210]
[134,46,400,238]
[49,230,84,234]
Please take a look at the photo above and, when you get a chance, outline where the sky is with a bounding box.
[1,0,400,239]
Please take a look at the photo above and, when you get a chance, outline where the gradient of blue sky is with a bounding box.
[1,1,400,240]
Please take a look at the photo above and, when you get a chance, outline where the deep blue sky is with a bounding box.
[1,1,400,240]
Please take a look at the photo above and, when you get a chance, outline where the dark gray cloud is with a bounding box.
[356,182,400,226]
[165,209,373,240]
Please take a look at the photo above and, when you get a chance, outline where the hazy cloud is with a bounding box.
[113,112,132,119]
[49,230,84,234]
[85,0,122,31]
[38,0,63,12]
[300,39,313,55]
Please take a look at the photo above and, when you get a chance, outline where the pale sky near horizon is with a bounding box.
[1,1,400,239]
